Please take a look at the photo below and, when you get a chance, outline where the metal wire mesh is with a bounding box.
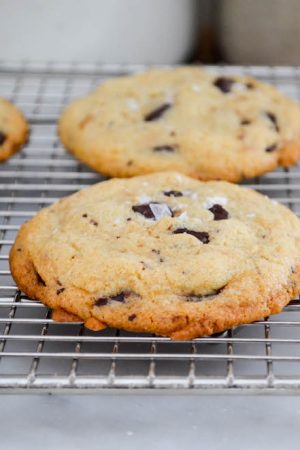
[0,61,300,393]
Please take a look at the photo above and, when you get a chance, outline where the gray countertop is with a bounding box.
[1,395,299,449]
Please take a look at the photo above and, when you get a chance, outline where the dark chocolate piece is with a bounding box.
[128,314,136,321]
[213,77,234,94]
[173,228,209,244]
[153,145,175,153]
[0,131,7,145]
[266,111,280,132]
[265,143,277,153]
[144,103,171,121]
[57,288,65,295]
[208,204,229,221]
[95,291,129,307]
[163,190,183,197]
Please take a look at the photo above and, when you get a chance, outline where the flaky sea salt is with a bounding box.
[126,98,139,111]
[149,203,172,220]
[203,196,228,209]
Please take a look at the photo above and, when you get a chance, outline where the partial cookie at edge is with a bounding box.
[0,98,28,162]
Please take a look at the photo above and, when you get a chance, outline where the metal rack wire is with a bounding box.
[0,61,300,393]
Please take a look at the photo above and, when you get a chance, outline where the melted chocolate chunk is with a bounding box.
[36,272,46,287]
[144,103,171,121]
[163,190,183,197]
[241,119,251,126]
[153,145,175,153]
[95,291,129,307]
[173,228,210,244]
[95,298,108,306]
[266,111,280,132]
[187,287,224,302]
[246,82,255,90]
[132,203,155,219]
[89,219,98,226]
[213,77,234,94]
[0,131,6,145]
[208,204,229,221]
[57,288,65,295]
[132,202,172,220]
[265,143,277,153]
[128,314,136,321]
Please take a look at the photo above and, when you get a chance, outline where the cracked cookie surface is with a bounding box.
[10,172,300,339]
[59,67,300,182]
[0,98,28,162]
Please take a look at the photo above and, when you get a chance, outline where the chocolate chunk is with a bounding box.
[132,202,172,220]
[128,314,136,321]
[241,119,251,126]
[246,82,255,90]
[265,143,277,153]
[95,291,129,307]
[89,219,98,226]
[95,298,108,306]
[127,160,133,167]
[0,131,6,145]
[57,288,65,295]
[187,287,224,302]
[213,77,234,94]
[266,111,280,132]
[144,103,171,121]
[208,204,229,221]
[36,272,46,287]
[82,213,88,218]
[153,145,175,153]
[132,203,155,219]
[163,190,183,197]
[173,228,209,244]
[110,292,127,302]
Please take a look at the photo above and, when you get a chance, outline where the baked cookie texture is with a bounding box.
[10,172,300,339]
[59,67,300,182]
[0,98,28,161]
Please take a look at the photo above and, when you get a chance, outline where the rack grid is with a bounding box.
[0,62,300,393]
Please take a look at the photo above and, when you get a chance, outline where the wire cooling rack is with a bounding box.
[0,62,300,393]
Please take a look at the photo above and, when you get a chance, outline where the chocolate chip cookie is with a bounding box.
[10,172,300,339]
[0,98,28,161]
[59,67,300,182]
